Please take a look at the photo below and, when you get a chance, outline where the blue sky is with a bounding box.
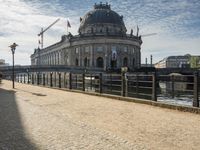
[0,0,200,65]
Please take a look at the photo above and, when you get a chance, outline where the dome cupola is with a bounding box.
[79,2,127,36]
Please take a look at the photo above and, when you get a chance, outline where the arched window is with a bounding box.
[123,57,128,67]
[96,57,104,68]
[75,58,79,66]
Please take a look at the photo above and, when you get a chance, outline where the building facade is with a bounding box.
[155,55,190,68]
[31,3,142,70]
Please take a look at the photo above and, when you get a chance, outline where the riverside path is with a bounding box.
[1,80,200,150]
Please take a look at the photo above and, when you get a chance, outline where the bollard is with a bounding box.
[99,73,102,93]
[193,72,199,107]
[82,73,85,91]
[152,72,157,101]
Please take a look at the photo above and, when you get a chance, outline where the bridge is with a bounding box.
[0,65,199,75]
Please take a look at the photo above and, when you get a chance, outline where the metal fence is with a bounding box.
[4,71,200,107]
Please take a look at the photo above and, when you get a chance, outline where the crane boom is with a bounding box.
[141,33,157,37]
[38,18,60,49]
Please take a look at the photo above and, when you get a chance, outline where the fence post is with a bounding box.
[17,75,19,82]
[69,72,72,89]
[136,74,139,97]
[46,74,48,86]
[90,74,92,90]
[59,73,61,88]
[82,73,85,91]
[37,73,39,85]
[125,74,128,97]
[24,74,25,83]
[31,74,34,84]
[121,72,126,97]
[50,72,53,87]
[171,75,175,98]
[27,73,30,84]
[20,74,22,83]
[99,73,102,93]
[193,72,199,107]
[43,73,45,86]
[152,72,157,101]
[76,74,78,89]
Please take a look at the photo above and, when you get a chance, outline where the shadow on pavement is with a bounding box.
[0,88,37,150]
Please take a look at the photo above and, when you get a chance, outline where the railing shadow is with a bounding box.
[0,88,37,149]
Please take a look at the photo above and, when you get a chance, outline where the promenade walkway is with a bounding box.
[0,80,200,150]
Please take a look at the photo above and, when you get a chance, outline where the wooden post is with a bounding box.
[82,73,85,91]
[50,73,53,87]
[193,72,199,107]
[69,72,72,89]
[59,73,61,88]
[99,73,102,93]
[152,72,157,101]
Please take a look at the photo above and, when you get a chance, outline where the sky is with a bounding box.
[0,0,200,65]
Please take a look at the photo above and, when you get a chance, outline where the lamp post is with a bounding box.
[9,43,18,88]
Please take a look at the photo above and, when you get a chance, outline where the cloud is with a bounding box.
[0,0,200,65]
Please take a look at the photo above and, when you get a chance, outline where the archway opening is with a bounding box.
[123,57,128,67]
[75,58,79,66]
[111,60,117,69]
[96,57,104,68]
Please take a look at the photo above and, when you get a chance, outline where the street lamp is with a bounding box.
[9,43,18,88]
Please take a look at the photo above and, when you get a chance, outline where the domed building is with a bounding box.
[31,3,142,71]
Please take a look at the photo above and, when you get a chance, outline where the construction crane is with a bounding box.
[141,33,157,37]
[38,18,60,49]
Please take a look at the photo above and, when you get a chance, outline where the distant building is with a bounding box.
[31,3,142,71]
[0,59,9,67]
[0,59,5,65]
[189,56,200,68]
[155,55,190,68]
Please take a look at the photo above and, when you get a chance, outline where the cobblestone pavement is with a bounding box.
[1,80,200,150]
